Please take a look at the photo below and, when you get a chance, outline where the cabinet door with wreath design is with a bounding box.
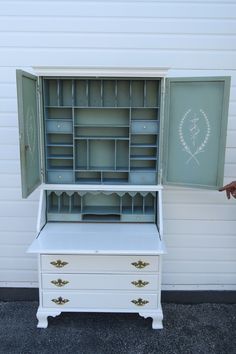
[163,77,230,189]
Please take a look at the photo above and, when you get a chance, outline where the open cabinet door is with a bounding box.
[16,70,42,198]
[163,77,230,189]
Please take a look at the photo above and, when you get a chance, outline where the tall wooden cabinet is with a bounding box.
[16,69,230,329]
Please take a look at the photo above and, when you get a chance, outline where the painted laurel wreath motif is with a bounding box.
[178,109,211,166]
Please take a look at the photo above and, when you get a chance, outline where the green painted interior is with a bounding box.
[47,191,156,222]
[43,78,160,184]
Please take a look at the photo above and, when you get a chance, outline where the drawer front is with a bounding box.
[46,120,73,133]
[41,255,159,273]
[42,274,158,291]
[47,171,74,184]
[43,291,158,310]
[129,172,157,185]
[131,121,158,135]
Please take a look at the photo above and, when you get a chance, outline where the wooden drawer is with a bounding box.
[43,291,158,309]
[131,120,158,134]
[129,171,157,184]
[46,120,73,133]
[47,171,74,183]
[42,273,158,291]
[41,255,159,273]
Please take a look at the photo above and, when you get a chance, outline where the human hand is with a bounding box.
[219,181,236,199]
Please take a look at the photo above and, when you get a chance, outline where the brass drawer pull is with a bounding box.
[52,297,69,305]
[131,260,150,269]
[51,279,69,287]
[50,260,68,268]
[131,280,149,288]
[131,298,149,306]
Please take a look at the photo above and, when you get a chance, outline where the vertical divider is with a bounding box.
[81,194,83,214]
[87,139,89,170]
[144,80,147,107]
[69,194,72,213]
[101,79,103,107]
[47,192,50,213]
[115,80,118,107]
[57,79,60,106]
[128,107,131,173]
[114,139,117,171]
[129,80,132,107]
[58,194,61,213]
[86,79,89,107]
[72,79,76,182]
[131,194,134,214]
[143,195,145,214]
[120,195,122,214]
[101,171,103,184]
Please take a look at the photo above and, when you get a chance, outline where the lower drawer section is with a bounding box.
[42,291,158,310]
[42,273,159,291]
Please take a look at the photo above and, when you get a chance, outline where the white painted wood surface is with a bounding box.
[0,0,236,290]
[29,222,164,255]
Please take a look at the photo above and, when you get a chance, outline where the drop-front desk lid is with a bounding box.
[28,222,166,255]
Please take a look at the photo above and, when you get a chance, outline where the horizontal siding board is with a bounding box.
[163,260,236,273]
[0,270,37,282]
[163,204,236,220]
[0,114,18,128]
[163,189,234,204]
[226,131,236,147]
[0,161,20,174]
[164,220,236,235]
[0,257,37,270]
[0,174,21,187]
[0,188,39,201]
[0,146,19,159]
[0,232,35,244]
[225,148,236,163]
[165,234,236,248]
[0,202,38,217]
[1,2,236,18]
[0,49,235,69]
[0,217,37,232]
[164,247,236,261]
[163,273,236,284]
[224,163,236,177]
[0,83,16,97]
[0,245,32,257]
[1,33,236,50]
[0,128,18,144]
[0,99,17,113]
[0,18,236,35]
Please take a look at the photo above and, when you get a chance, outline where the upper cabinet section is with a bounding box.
[43,78,161,185]
[16,70,42,198]
[163,77,231,189]
[16,71,231,196]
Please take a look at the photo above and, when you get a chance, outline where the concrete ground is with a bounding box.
[0,302,236,354]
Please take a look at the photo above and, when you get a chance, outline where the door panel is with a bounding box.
[163,77,230,189]
[16,70,41,198]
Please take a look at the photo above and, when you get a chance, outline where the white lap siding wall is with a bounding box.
[0,0,235,290]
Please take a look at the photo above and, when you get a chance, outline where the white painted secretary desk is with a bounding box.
[16,68,230,329]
